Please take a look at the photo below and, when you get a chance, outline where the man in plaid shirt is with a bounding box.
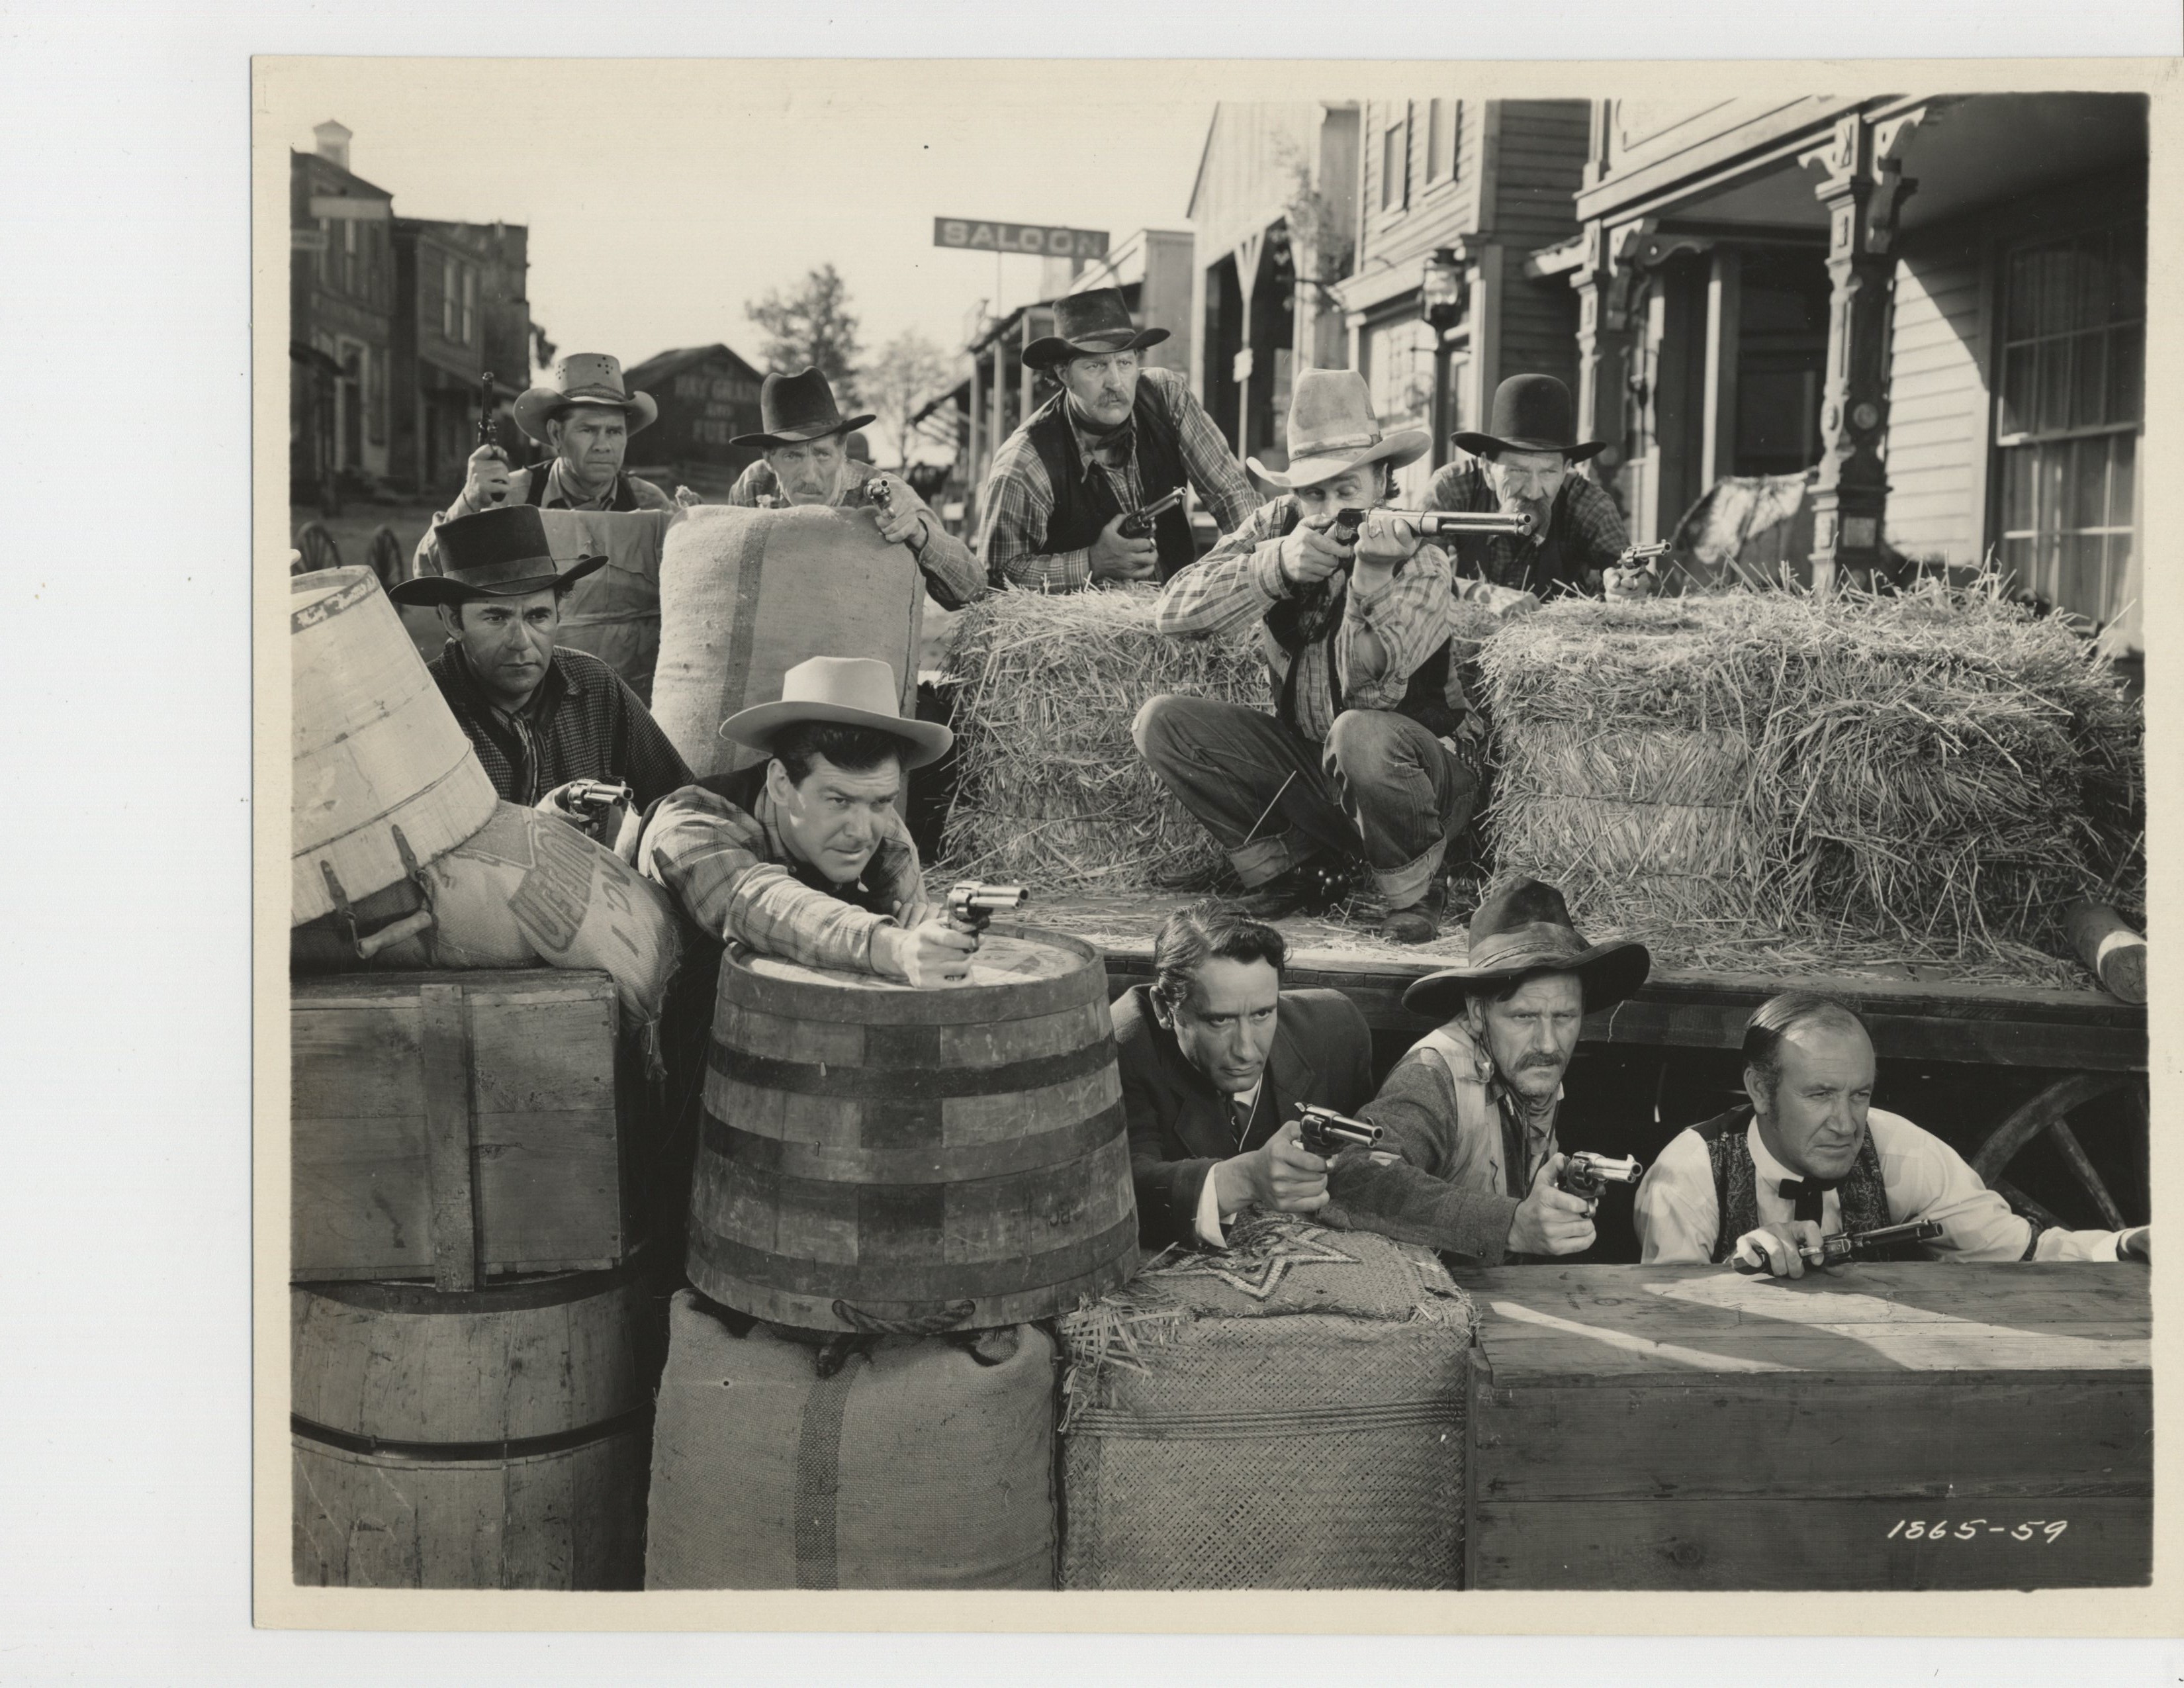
[975,288,1257,591]
[1132,371,1488,945]
[1424,373,1639,598]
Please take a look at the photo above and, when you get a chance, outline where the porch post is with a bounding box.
[1572,219,1634,500]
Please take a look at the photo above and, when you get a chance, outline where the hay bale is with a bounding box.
[940,587,1270,888]
[1477,586,2145,973]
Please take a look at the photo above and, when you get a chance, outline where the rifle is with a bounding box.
[478,371,506,504]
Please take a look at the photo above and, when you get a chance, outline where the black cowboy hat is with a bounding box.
[1451,373,1607,463]
[731,368,878,450]
[388,504,608,609]
[1021,287,1172,369]
[1402,878,1650,1021]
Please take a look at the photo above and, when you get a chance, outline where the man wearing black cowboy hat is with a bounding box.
[412,353,676,581]
[1424,373,1639,600]
[1319,879,1652,1263]
[726,369,982,610]
[976,287,1257,590]
[392,504,694,816]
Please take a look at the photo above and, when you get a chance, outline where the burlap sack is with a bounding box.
[644,1293,1058,1590]
[1056,1215,1475,1590]
[540,508,674,706]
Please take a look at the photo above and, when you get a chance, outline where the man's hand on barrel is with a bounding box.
[1730,1220,1827,1278]
[1507,1154,1598,1256]
[875,915,979,988]
[1088,511,1160,583]
[1212,1117,1329,1218]
[1276,515,1351,591]
[463,442,513,508]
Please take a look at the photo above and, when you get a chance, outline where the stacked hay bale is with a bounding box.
[1479,588,2144,975]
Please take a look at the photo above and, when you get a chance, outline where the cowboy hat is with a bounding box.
[388,504,608,608]
[1451,373,1606,463]
[1021,288,1172,369]
[1401,878,1650,1021]
[731,369,877,449]
[512,353,659,444]
[720,656,952,770]
[1246,368,1429,491]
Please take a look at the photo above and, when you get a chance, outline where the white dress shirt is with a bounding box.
[1192,1080,1263,1248]
[1635,1107,2130,1264]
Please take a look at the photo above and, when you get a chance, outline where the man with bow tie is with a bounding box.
[1636,992,2150,1272]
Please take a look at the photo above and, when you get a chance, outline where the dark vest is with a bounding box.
[1691,1106,1908,1265]
[1260,502,1463,741]
[1024,384,1197,583]
[524,463,644,512]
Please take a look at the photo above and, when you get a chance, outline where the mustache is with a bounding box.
[1516,1052,1565,1070]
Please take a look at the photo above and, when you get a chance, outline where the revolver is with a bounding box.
[944,881,1028,936]
[1815,1218,1944,1266]
[1614,540,1672,573]
[1295,1103,1383,1160]
[1118,485,1187,539]
[1557,1151,1643,1205]
[560,778,633,818]
[867,475,893,512]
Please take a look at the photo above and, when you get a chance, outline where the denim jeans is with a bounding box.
[1132,696,1479,908]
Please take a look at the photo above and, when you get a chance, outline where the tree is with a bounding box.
[745,263,863,403]
[862,330,958,470]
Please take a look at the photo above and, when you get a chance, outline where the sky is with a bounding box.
[267,59,1216,377]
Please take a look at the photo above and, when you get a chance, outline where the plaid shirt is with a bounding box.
[1155,496,1458,743]
[638,773,925,976]
[725,457,983,610]
[426,641,694,808]
[976,365,1259,592]
[1424,454,1629,595]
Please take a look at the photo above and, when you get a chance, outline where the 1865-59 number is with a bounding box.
[1888,1519,2070,1544]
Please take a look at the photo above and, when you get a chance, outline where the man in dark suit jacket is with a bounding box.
[1113,900,1375,1250]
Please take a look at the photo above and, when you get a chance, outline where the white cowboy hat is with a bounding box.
[1246,367,1429,491]
[720,657,953,769]
[512,352,659,443]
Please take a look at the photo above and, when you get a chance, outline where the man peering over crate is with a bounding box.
[1637,992,2152,1273]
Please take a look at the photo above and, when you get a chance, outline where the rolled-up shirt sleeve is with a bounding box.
[1871,1111,2126,1262]
[1336,543,1455,706]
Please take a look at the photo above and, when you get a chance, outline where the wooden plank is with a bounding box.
[418,984,480,1292]
[1470,1496,2151,1590]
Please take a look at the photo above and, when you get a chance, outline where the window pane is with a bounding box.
[2036,337,2070,434]
[1999,446,2034,534]
[2111,222,2146,322]
[2107,322,2143,424]
[2036,244,2075,337]
[2071,236,2111,332]
[2067,435,2108,532]
[2070,330,2107,430]
[2005,248,2038,340]
[2106,532,2134,622]
[1999,342,2034,436]
[2000,533,2033,588]
[2108,430,2136,529]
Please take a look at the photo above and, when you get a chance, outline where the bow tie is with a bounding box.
[1777,1176,1837,1223]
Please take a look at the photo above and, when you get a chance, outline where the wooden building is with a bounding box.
[289,123,394,502]
[390,218,531,498]
[621,344,767,498]
[1549,94,2146,629]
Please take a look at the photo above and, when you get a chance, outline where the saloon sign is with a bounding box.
[934,219,1110,261]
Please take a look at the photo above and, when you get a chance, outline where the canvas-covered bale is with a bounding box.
[1477,586,2145,976]
[1056,1215,1475,1590]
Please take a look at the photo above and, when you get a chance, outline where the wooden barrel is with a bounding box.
[689,927,1138,1332]
[291,1257,660,1589]
[292,567,498,925]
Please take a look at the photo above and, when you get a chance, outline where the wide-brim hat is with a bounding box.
[388,504,608,608]
[1021,287,1172,369]
[721,656,952,770]
[1451,372,1606,463]
[732,367,877,449]
[512,352,659,443]
[1247,367,1429,491]
[1402,877,1650,1021]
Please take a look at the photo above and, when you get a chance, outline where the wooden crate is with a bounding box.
[291,969,633,1286]
[1456,1262,2150,1591]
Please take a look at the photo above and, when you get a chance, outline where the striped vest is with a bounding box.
[1690,1106,1904,1265]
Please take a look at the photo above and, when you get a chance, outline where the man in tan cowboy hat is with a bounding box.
[412,353,674,580]
[390,504,694,820]
[976,286,1258,590]
[1320,879,1653,1263]
[726,368,981,610]
[1425,373,1641,600]
[1134,368,1500,945]
[637,657,976,986]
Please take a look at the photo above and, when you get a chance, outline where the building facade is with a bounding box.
[390,218,534,496]
[289,122,394,500]
[621,344,768,498]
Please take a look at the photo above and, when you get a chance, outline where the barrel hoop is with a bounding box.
[700,1098,1125,1184]
[709,1033,1113,1101]
[792,1356,860,1589]
[688,1209,1139,1302]
[719,929,1101,1026]
[295,747,486,865]
[291,568,377,632]
[1066,1401,1459,1442]
[293,1249,647,1315]
[290,1403,652,1464]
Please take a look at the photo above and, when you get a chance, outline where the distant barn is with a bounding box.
[623,344,766,500]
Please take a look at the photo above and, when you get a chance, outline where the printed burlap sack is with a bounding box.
[1056,1215,1475,1590]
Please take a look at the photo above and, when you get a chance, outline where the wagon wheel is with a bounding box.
[1970,1072,2143,1231]
[293,521,341,575]
[365,524,406,590]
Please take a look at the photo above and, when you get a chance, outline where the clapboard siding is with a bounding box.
[1361,98,1479,268]
[1193,103,1328,261]
[1885,222,1988,565]
[1499,275,1580,399]
[1490,103,1591,243]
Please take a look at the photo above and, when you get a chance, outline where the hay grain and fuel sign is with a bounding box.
[934,219,1109,260]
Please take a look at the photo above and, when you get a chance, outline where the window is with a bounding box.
[317,217,333,286]
[1363,314,1438,504]
[1379,105,1411,214]
[1994,220,2144,623]
[461,267,476,346]
[1425,100,1459,185]
[341,219,357,294]
[368,346,388,445]
[442,256,458,340]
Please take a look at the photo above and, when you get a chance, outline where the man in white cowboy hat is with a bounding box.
[411,352,674,581]
[1425,373,1641,600]
[725,368,982,610]
[637,657,976,986]
[976,286,1258,590]
[1318,879,1653,1263]
[1134,368,1504,945]
[390,504,694,819]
